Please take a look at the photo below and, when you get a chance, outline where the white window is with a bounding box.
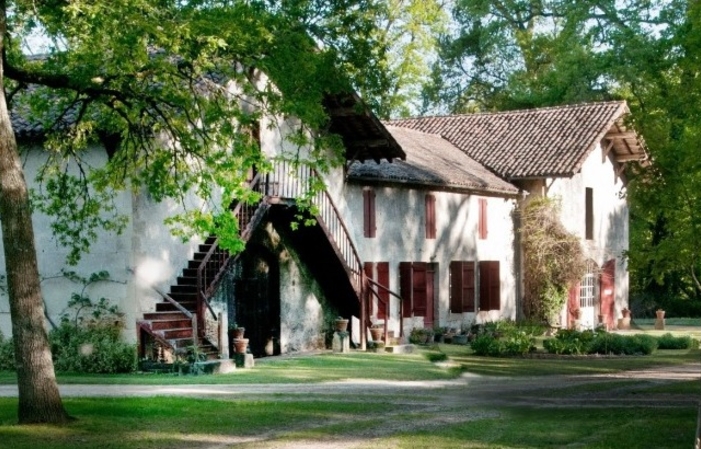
[579,262,597,308]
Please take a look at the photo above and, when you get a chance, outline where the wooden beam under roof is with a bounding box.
[604,131,638,140]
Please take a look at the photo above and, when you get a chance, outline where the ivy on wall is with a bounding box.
[520,197,586,324]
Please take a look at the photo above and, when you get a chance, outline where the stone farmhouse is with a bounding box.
[0,98,646,358]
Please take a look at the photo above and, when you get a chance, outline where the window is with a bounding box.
[579,262,596,308]
[478,198,488,240]
[585,187,593,240]
[425,193,436,239]
[399,262,436,327]
[364,262,389,319]
[363,188,376,238]
[478,261,500,311]
[450,261,475,313]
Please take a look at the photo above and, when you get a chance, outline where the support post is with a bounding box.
[360,274,367,351]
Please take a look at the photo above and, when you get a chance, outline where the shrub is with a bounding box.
[425,352,448,363]
[656,333,697,350]
[409,328,433,344]
[50,321,136,373]
[0,332,14,371]
[543,329,596,355]
[588,333,657,355]
[470,327,536,357]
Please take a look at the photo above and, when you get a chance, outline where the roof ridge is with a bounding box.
[387,100,627,122]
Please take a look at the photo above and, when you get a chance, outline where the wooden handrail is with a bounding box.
[195,173,264,340]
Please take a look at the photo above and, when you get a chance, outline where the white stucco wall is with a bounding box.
[0,144,207,342]
[341,182,518,335]
[546,141,630,322]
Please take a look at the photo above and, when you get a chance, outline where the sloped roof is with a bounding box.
[348,126,520,196]
[389,101,646,180]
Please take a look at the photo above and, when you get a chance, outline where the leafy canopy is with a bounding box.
[5,0,387,263]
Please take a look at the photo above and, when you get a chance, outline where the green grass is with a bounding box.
[436,344,700,377]
[366,406,698,449]
[0,352,461,385]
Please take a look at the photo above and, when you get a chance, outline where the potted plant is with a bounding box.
[230,323,245,339]
[335,316,349,332]
[370,323,383,342]
[656,309,665,319]
[233,338,249,354]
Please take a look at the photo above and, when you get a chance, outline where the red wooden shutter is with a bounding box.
[363,189,376,238]
[600,259,615,329]
[377,262,389,319]
[463,262,475,312]
[399,262,412,318]
[425,264,435,327]
[425,194,436,239]
[364,262,375,316]
[450,261,476,313]
[568,282,580,328]
[449,261,463,312]
[479,261,500,310]
[478,198,488,240]
[412,263,428,317]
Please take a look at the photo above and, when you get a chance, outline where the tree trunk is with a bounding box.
[0,4,70,425]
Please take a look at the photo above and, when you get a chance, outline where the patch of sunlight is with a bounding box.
[134,430,262,445]
[0,424,76,437]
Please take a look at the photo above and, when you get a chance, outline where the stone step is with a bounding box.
[143,311,189,321]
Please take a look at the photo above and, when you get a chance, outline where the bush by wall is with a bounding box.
[50,321,136,374]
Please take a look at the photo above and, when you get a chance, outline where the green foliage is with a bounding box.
[424,351,448,363]
[520,197,586,323]
[656,333,697,350]
[50,321,136,374]
[51,294,135,374]
[409,328,433,344]
[470,322,536,357]
[4,0,390,264]
[543,330,658,356]
[543,329,597,355]
[0,332,14,371]
[588,333,658,356]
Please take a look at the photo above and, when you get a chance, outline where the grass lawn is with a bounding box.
[0,344,699,448]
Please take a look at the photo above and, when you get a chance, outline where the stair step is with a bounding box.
[199,244,213,253]
[155,301,197,312]
[168,292,197,302]
[143,311,189,321]
[171,284,197,294]
[177,276,198,286]
[162,327,194,339]
[151,319,192,330]
[205,235,217,245]
[170,338,196,349]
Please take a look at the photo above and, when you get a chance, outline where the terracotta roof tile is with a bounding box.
[389,101,631,179]
[347,126,519,196]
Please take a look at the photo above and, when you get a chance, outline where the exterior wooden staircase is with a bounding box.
[138,160,400,359]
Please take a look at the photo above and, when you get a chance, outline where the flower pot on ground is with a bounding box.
[370,326,383,342]
[656,309,665,319]
[233,338,249,354]
[335,317,349,332]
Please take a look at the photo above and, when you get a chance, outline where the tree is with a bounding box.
[425,0,669,112]
[372,0,448,118]
[0,0,386,424]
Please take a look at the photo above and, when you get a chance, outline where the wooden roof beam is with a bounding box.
[615,153,647,162]
[605,131,638,140]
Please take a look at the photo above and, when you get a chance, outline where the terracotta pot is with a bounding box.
[233,338,249,354]
[656,309,665,319]
[621,309,631,318]
[335,319,349,332]
[370,327,383,342]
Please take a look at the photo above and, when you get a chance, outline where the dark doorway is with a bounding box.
[235,244,281,357]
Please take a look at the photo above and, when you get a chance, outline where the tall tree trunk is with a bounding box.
[0,3,70,424]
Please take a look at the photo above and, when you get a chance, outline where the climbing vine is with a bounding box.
[520,197,586,323]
